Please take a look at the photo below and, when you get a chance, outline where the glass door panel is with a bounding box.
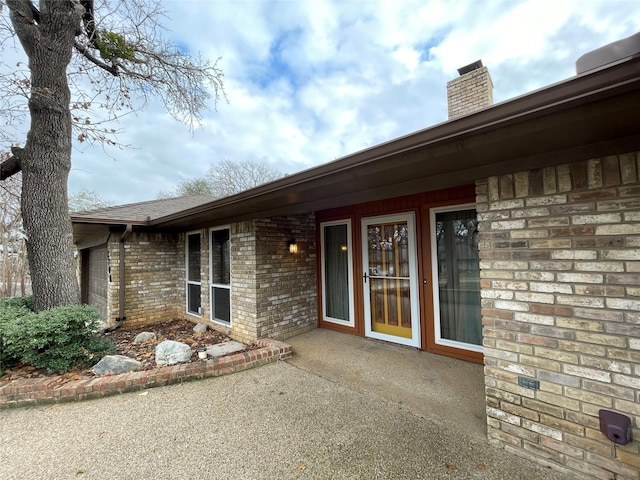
[362,213,419,347]
[430,205,482,352]
[321,220,354,327]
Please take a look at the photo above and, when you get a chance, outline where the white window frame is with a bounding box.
[320,219,355,327]
[209,225,232,326]
[429,203,483,353]
[185,231,202,316]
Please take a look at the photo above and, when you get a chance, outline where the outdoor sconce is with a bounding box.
[287,239,298,254]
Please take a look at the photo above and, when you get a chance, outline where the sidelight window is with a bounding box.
[321,220,354,326]
[186,232,202,315]
[210,226,231,325]
[430,205,482,351]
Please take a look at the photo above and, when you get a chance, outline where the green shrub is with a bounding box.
[0,298,33,375]
[0,295,34,311]
[0,302,115,374]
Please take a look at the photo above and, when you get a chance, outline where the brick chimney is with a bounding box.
[446,60,493,119]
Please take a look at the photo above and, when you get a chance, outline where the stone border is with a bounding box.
[0,339,291,409]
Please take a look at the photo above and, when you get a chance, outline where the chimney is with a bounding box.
[446,60,493,119]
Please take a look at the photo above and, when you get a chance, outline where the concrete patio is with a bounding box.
[286,328,488,439]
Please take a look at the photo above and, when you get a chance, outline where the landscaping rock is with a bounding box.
[155,340,192,365]
[92,355,142,375]
[193,323,208,333]
[206,341,245,358]
[134,331,157,343]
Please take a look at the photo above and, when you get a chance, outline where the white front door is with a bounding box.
[362,213,420,347]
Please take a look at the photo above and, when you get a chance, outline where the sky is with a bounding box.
[2,0,639,205]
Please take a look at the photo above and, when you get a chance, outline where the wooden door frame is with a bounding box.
[316,212,364,336]
[419,197,484,364]
[316,185,483,363]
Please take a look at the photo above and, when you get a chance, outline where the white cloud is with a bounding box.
[2,0,638,204]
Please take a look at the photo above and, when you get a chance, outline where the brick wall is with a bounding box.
[107,232,183,330]
[447,65,493,119]
[85,245,109,320]
[182,222,279,345]
[183,216,317,344]
[226,221,259,343]
[254,215,318,340]
[478,152,640,480]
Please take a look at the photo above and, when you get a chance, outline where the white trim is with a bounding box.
[185,230,202,317]
[361,212,420,348]
[429,203,483,354]
[209,225,232,327]
[320,219,355,327]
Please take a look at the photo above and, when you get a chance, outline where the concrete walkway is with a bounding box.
[0,331,573,479]
[287,329,488,439]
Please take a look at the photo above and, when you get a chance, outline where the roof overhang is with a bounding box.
[72,54,640,242]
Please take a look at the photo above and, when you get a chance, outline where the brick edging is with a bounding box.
[0,339,292,409]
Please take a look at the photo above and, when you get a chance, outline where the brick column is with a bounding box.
[478,152,640,479]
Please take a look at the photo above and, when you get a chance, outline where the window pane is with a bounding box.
[324,224,350,321]
[435,209,482,346]
[187,283,201,314]
[187,234,201,282]
[212,229,230,285]
[213,287,230,324]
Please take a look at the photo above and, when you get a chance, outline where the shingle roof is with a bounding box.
[71,195,216,224]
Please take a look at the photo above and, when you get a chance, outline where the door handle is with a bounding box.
[423,278,428,285]
[363,272,368,284]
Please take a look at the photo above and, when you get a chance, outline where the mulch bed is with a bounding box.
[0,319,248,384]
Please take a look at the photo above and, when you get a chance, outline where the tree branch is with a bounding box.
[0,154,22,180]
[6,0,38,24]
[6,0,41,57]
[73,40,119,76]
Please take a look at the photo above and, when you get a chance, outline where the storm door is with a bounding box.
[430,205,482,353]
[362,213,420,347]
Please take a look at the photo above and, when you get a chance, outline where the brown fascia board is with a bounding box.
[69,216,150,226]
[149,55,640,230]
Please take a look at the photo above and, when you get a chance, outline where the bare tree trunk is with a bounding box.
[10,1,81,310]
